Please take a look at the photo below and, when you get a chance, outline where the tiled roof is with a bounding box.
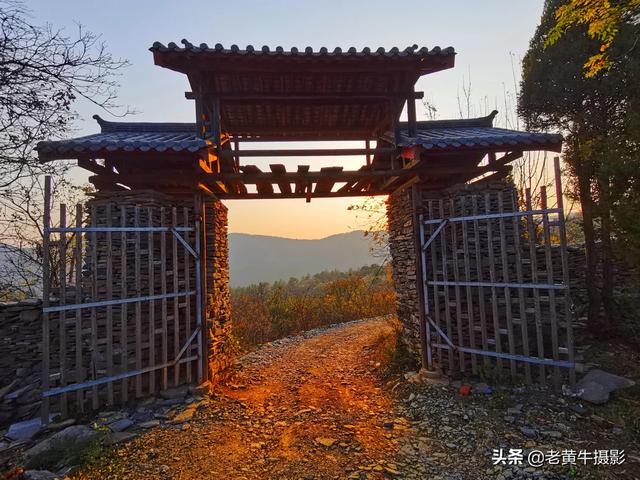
[391,111,563,152]
[37,116,205,160]
[150,40,455,58]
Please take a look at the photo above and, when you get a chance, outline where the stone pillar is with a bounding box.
[202,200,233,382]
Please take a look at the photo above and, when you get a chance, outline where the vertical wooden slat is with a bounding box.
[106,204,114,405]
[540,186,561,389]
[194,195,204,382]
[41,176,52,423]
[485,193,503,372]
[74,204,84,411]
[411,186,429,369]
[134,207,142,397]
[183,207,192,383]
[428,200,443,367]
[198,197,208,383]
[525,188,546,383]
[148,207,156,394]
[460,197,477,373]
[418,213,432,370]
[160,207,168,389]
[472,195,490,369]
[554,157,575,386]
[497,192,517,380]
[59,204,68,417]
[172,207,180,386]
[120,206,128,403]
[448,198,465,371]
[511,191,532,384]
[438,201,455,373]
[90,205,99,409]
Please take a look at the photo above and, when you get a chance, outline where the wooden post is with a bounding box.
[134,207,142,396]
[438,201,455,373]
[184,207,192,383]
[160,207,168,390]
[41,176,52,423]
[485,193,503,372]
[428,200,443,367]
[172,207,180,386]
[407,88,417,137]
[525,188,546,383]
[449,198,465,371]
[120,206,129,403]
[59,203,68,416]
[194,195,205,383]
[472,195,490,369]
[511,191,532,384]
[497,192,517,381]
[147,207,156,394]
[90,205,99,409]
[105,204,114,405]
[74,204,85,411]
[411,185,429,370]
[540,186,561,390]
[554,157,575,386]
[460,196,478,374]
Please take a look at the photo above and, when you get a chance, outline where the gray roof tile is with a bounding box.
[150,40,456,57]
[37,116,205,160]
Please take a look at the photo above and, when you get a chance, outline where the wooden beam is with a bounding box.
[407,87,417,137]
[295,165,310,194]
[241,165,273,194]
[269,164,292,194]
[314,166,343,194]
[222,190,390,200]
[185,91,425,101]
[218,147,397,158]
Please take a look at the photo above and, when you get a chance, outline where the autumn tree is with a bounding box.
[546,0,640,77]
[519,0,640,331]
[0,1,128,299]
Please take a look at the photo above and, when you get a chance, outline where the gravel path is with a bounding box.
[73,317,639,479]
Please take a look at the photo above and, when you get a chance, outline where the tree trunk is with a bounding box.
[598,173,615,325]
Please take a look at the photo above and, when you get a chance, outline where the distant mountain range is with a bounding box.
[229,231,383,287]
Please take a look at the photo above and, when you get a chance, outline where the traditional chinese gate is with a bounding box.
[40,176,204,421]
[417,158,575,388]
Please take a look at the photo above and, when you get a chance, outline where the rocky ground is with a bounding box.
[2,316,639,479]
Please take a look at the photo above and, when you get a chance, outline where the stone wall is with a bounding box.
[387,179,572,382]
[0,192,233,425]
[0,300,44,424]
[203,200,233,381]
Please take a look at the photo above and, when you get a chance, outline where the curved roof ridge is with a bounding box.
[399,110,499,129]
[93,115,196,133]
[150,40,456,57]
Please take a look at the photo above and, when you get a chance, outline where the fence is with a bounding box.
[41,177,204,421]
[416,158,575,388]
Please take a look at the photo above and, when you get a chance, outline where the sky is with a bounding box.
[28,0,547,239]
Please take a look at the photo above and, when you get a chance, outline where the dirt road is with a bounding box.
[75,317,639,480]
[80,318,409,479]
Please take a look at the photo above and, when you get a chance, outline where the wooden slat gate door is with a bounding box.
[418,158,575,388]
[40,176,204,421]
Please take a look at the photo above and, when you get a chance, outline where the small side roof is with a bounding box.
[37,115,206,161]
[388,111,563,153]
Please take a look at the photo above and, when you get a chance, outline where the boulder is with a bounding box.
[6,418,45,441]
[576,369,635,405]
[108,418,134,432]
[24,425,99,460]
[23,471,59,480]
[159,385,189,400]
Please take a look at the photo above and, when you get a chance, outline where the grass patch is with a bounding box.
[371,317,418,378]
